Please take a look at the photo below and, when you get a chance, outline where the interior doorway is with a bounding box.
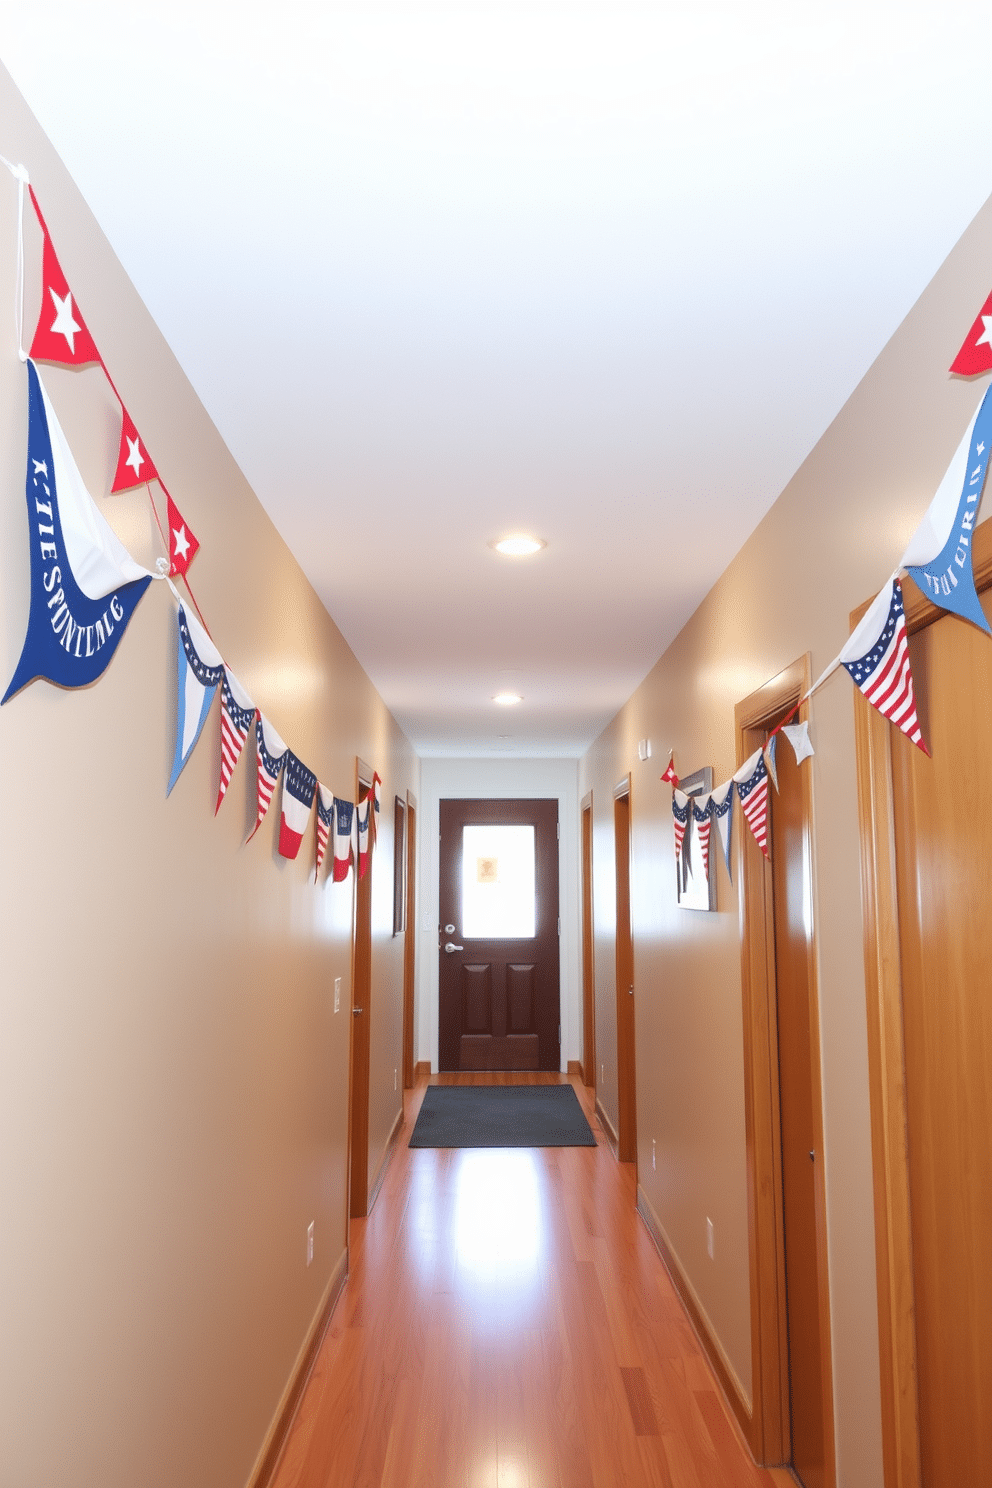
[736,660,834,1486]
[613,778,636,1165]
[438,798,560,1072]
[402,794,417,1090]
[581,792,596,1090]
[348,767,373,1221]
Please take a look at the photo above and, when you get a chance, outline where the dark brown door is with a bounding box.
[614,784,636,1164]
[349,779,372,1219]
[770,730,825,1488]
[438,798,560,1072]
[581,797,596,1089]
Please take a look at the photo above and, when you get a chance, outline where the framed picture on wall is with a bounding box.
[393,796,406,935]
[678,766,717,912]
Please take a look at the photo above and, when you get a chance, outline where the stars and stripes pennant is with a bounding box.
[899,384,992,635]
[672,789,690,879]
[357,796,371,879]
[111,406,158,492]
[710,779,735,882]
[782,720,815,765]
[691,793,713,881]
[279,752,317,860]
[764,732,780,792]
[315,785,334,879]
[332,798,356,881]
[166,492,199,578]
[4,361,154,703]
[216,668,255,813]
[735,749,770,859]
[660,753,679,787]
[840,578,929,754]
[167,606,224,794]
[249,714,289,840]
[949,288,992,377]
[28,189,101,367]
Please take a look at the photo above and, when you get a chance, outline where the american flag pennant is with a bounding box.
[167,606,224,795]
[28,189,102,367]
[710,779,735,883]
[672,789,691,880]
[734,749,770,859]
[216,668,255,813]
[840,579,929,755]
[357,796,371,879]
[764,733,780,793]
[279,752,317,860]
[111,406,158,492]
[691,793,713,881]
[660,753,680,787]
[949,288,992,376]
[166,492,200,578]
[332,798,356,882]
[315,785,334,880]
[249,714,289,841]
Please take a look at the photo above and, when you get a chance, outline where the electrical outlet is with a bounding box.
[307,1221,314,1267]
[706,1217,714,1260]
[652,1139,656,1172]
[334,978,341,1014]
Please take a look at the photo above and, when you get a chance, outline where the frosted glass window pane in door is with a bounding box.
[461,825,536,939]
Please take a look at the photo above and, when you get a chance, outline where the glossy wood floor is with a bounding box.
[270,1073,793,1488]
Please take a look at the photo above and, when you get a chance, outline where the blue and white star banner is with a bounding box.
[900,383,992,635]
[168,605,224,794]
[710,780,735,882]
[249,714,289,840]
[278,752,317,860]
[3,360,155,702]
[333,798,356,881]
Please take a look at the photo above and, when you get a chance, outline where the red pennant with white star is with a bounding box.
[28,189,101,367]
[111,407,159,492]
[950,289,992,376]
[166,492,199,577]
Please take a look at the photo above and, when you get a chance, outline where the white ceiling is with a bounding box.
[3,2,992,756]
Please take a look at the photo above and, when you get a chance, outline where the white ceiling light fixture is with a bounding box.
[490,535,546,557]
[493,692,523,705]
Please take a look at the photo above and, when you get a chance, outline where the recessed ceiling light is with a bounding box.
[491,535,546,557]
[493,692,523,705]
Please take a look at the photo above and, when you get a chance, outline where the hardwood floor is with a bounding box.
[269,1073,793,1488]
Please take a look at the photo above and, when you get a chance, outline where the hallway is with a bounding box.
[269,1075,792,1488]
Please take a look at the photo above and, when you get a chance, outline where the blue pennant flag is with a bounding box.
[168,605,225,794]
[710,780,735,883]
[3,360,154,702]
[901,383,992,634]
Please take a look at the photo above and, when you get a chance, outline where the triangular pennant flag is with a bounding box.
[28,189,101,366]
[691,793,712,881]
[840,579,929,755]
[734,749,770,859]
[782,721,815,765]
[764,733,780,792]
[216,667,255,813]
[4,361,154,703]
[167,606,224,794]
[332,798,356,882]
[249,714,289,840]
[949,289,992,376]
[672,789,691,880]
[111,406,159,492]
[710,780,735,883]
[900,384,992,635]
[357,796,371,879]
[279,752,317,860]
[369,771,383,847]
[660,753,679,787]
[166,492,199,578]
[315,785,334,880]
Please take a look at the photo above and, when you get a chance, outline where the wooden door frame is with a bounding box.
[347,759,374,1221]
[851,528,992,1488]
[613,777,637,1167]
[402,792,417,1089]
[736,656,835,1483]
[581,791,596,1090]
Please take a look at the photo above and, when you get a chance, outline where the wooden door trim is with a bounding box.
[402,795,417,1090]
[613,778,637,1167]
[348,761,375,1221]
[581,795,596,1090]
[735,655,835,1485]
[851,524,992,1488]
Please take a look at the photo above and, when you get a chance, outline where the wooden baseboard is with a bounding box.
[367,1105,404,1214]
[414,1060,431,1082]
[595,1097,619,1157]
[567,1060,584,1080]
[247,1246,349,1488]
[636,1185,753,1448]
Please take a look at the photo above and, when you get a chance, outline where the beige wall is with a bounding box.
[0,66,417,1488]
[580,192,992,1484]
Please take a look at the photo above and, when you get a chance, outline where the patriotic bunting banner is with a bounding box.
[111,406,158,492]
[691,793,712,881]
[357,797,371,879]
[166,491,199,578]
[28,189,101,367]
[764,732,780,792]
[279,752,317,860]
[315,785,334,879]
[710,780,735,882]
[370,770,382,846]
[840,578,928,754]
[672,789,690,879]
[250,714,289,840]
[900,384,992,634]
[949,289,992,377]
[3,361,154,703]
[216,668,255,813]
[333,798,356,882]
[782,720,815,764]
[168,606,224,794]
[735,749,770,859]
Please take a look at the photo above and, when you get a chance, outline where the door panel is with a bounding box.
[439,799,560,1072]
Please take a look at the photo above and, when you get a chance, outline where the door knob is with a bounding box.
[444,924,456,934]
[444,941,464,953]
[628,985,634,995]
[352,1007,364,1015]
